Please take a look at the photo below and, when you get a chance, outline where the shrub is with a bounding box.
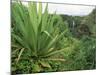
[11,1,68,73]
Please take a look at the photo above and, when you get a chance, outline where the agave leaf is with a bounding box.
[43,47,69,57]
[39,60,51,68]
[38,2,42,25]
[11,43,22,48]
[43,31,53,39]
[12,7,26,36]
[45,29,67,51]
[38,35,58,56]
[37,2,43,51]
[47,12,57,33]
[28,2,38,50]
[38,30,53,50]
[39,29,67,56]
[44,58,66,61]
[16,48,25,63]
[28,2,38,35]
[12,48,21,54]
[41,4,48,31]
[44,3,48,14]
[15,2,26,23]
[45,35,58,49]
[12,33,25,47]
[47,48,54,52]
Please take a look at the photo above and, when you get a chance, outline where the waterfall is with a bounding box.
[73,20,75,29]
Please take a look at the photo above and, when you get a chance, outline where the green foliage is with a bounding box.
[11,1,96,74]
[81,9,96,36]
[11,1,67,74]
[59,36,96,71]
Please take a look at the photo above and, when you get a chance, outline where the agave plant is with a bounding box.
[11,1,68,72]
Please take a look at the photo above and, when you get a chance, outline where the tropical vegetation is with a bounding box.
[11,1,96,74]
